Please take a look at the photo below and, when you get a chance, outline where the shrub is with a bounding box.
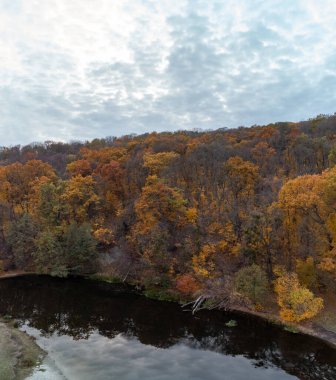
[176,273,200,296]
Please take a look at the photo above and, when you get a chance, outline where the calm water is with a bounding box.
[0,276,335,380]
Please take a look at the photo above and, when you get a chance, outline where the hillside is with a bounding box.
[1,114,336,326]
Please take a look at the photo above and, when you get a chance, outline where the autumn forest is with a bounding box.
[1,114,336,325]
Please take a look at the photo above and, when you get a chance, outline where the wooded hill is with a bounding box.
[1,113,336,323]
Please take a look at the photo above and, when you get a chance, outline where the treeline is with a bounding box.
[1,113,336,323]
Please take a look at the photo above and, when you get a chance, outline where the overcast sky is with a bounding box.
[0,0,336,146]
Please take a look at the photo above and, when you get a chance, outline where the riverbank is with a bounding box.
[0,271,53,379]
[87,273,336,350]
[228,305,336,349]
[0,270,36,279]
[0,319,45,379]
[2,270,336,352]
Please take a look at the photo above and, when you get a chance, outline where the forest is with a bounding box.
[1,113,336,324]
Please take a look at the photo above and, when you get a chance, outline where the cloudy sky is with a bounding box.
[0,0,336,145]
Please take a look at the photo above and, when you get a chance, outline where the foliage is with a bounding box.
[33,230,64,276]
[61,223,98,275]
[6,214,39,269]
[1,116,336,323]
[143,287,180,302]
[93,228,115,247]
[143,151,179,175]
[175,274,200,296]
[296,257,317,289]
[234,264,268,304]
[61,175,100,223]
[274,273,323,322]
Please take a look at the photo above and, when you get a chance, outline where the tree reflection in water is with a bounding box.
[0,275,335,380]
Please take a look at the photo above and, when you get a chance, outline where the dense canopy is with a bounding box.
[1,114,336,323]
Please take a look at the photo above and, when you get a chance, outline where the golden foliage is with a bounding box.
[143,151,179,175]
[0,160,56,214]
[274,273,323,322]
[66,159,92,177]
[93,228,115,246]
[61,175,100,223]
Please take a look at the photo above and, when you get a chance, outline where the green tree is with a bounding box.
[234,264,268,304]
[33,230,65,277]
[6,214,39,269]
[62,223,98,275]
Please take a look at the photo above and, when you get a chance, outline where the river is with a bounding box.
[0,275,335,380]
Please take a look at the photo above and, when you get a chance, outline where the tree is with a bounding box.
[62,223,98,275]
[274,272,323,322]
[33,230,65,276]
[93,160,124,217]
[251,141,275,174]
[175,273,200,297]
[243,212,274,281]
[192,222,240,279]
[66,159,92,177]
[0,160,55,216]
[6,214,39,269]
[296,257,317,289]
[276,174,328,270]
[131,175,188,279]
[223,156,259,240]
[33,223,98,276]
[31,180,67,226]
[61,175,100,223]
[132,175,187,235]
[234,264,268,305]
[143,151,179,175]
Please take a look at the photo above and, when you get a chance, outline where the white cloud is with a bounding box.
[0,0,336,145]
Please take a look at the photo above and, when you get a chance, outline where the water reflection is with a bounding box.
[0,275,335,380]
[24,327,298,380]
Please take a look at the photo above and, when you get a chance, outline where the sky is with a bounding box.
[0,0,336,146]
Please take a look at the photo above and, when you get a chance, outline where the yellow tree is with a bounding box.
[192,222,240,279]
[66,159,92,177]
[77,147,129,218]
[93,160,124,217]
[0,160,56,216]
[277,174,327,270]
[318,166,336,274]
[80,146,128,165]
[131,175,188,279]
[133,175,187,235]
[61,175,100,223]
[274,272,323,322]
[224,156,259,240]
[143,151,179,175]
